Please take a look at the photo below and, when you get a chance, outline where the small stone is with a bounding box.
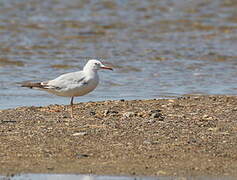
[104,110,110,115]
[149,110,163,120]
[47,166,54,171]
[76,153,89,158]
[219,131,230,135]
[143,140,151,144]
[73,132,88,136]
[150,113,161,118]
[156,170,167,175]
[137,112,146,117]
[202,115,213,120]
[207,127,218,132]
[203,115,208,118]
[90,111,96,115]
[123,112,135,118]
[104,110,119,116]
[150,110,161,113]
[148,119,156,123]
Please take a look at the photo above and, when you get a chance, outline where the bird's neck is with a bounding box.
[84,69,98,77]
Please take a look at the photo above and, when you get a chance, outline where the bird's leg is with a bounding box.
[70,96,74,118]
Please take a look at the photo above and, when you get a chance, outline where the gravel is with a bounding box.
[0,95,237,177]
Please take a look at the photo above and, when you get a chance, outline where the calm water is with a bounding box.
[0,0,237,109]
[0,174,235,180]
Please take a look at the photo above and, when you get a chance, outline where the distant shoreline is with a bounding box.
[0,95,237,177]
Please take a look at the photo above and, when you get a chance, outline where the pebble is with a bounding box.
[72,132,88,136]
[104,110,110,115]
[156,170,167,175]
[76,153,89,158]
[150,113,160,118]
[207,127,218,132]
[89,111,96,115]
[123,112,135,118]
[137,112,145,117]
[149,110,163,120]
[47,166,54,171]
[147,119,156,123]
[104,110,119,116]
[143,140,151,144]
[202,115,213,120]
[150,110,161,113]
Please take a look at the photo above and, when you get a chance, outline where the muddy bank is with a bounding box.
[0,95,237,177]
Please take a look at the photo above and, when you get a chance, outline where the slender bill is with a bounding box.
[101,65,113,71]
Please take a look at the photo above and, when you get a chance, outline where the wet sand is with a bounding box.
[0,95,237,177]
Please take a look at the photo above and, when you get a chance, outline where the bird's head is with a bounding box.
[84,59,113,72]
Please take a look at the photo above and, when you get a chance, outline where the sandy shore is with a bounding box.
[0,95,237,177]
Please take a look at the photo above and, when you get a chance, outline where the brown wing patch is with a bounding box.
[21,82,47,89]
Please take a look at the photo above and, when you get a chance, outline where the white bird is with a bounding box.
[22,59,113,118]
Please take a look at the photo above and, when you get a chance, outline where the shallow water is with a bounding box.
[0,174,235,180]
[0,0,237,109]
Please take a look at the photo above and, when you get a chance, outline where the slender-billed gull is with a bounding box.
[22,59,113,117]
